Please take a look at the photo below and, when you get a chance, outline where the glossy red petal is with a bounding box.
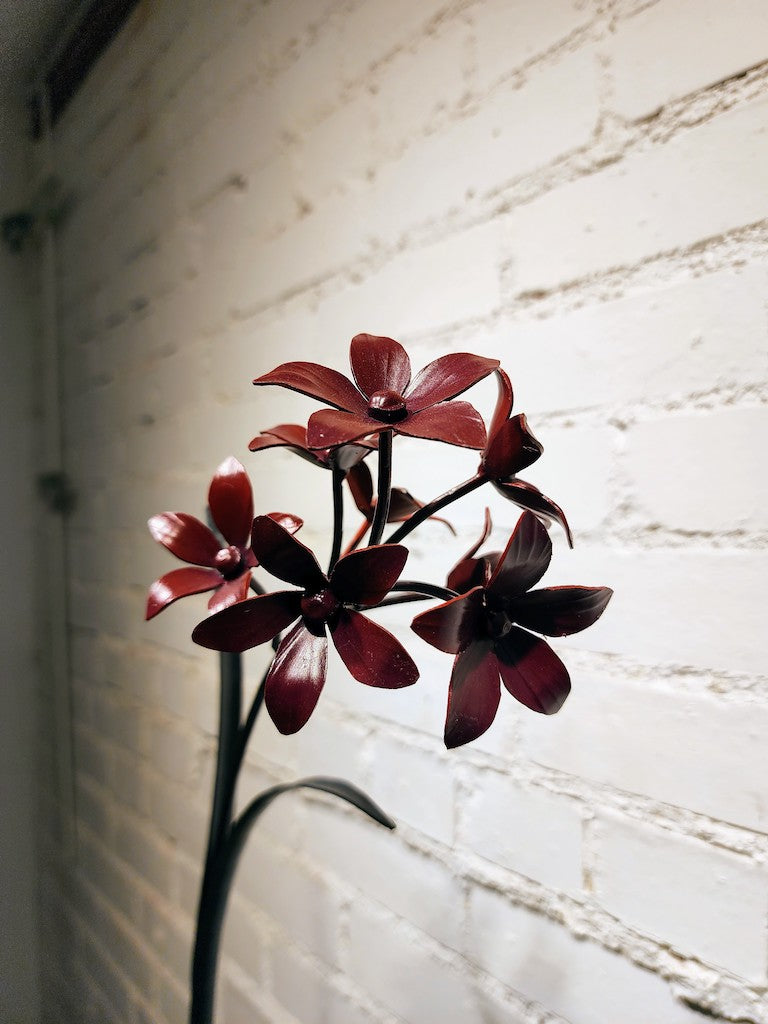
[265,620,328,734]
[191,591,302,653]
[250,516,325,590]
[411,587,486,655]
[493,479,573,548]
[488,369,514,445]
[331,439,377,473]
[146,567,222,619]
[330,609,419,688]
[446,508,493,592]
[444,641,501,748]
[266,512,303,535]
[148,512,222,567]
[488,511,552,598]
[307,409,384,449]
[495,626,570,714]
[406,353,499,411]
[483,413,543,480]
[511,586,613,637]
[346,462,374,516]
[329,544,408,606]
[387,488,422,521]
[207,573,252,614]
[208,456,254,549]
[254,361,367,414]
[397,402,487,449]
[349,334,412,399]
[249,423,309,451]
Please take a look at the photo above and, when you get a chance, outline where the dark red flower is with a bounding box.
[480,369,573,546]
[411,511,612,748]
[253,333,499,450]
[192,516,419,733]
[248,423,375,472]
[146,457,301,619]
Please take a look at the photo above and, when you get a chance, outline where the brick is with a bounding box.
[221,974,271,1024]
[366,733,455,844]
[473,0,592,90]
[347,899,477,1024]
[474,264,768,413]
[539,545,768,675]
[593,812,768,981]
[236,833,342,964]
[521,675,768,835]
[460,772,583,893]
[608,0,768,121]
[271,943,331,1024]
[626,405,768,532]
[339,0,449,83]
[506,97,768,291]
[304,804,464,950]
[466,888,705,1024]
[366,47,599,239]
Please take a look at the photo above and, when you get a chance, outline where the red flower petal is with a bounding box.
[387,488,422,521]
[192,591,302,652]
[397,402,487,449]
[148,512,222,567]
[444,641,501,748]
[346,462,374,516]
[249,423,311,451]
[307,409,383,449]
[208,456,254,549]
[207,573,252,614]
[487,511,552,598]
[266,511,303,535]
[492,479,573,548]
[330,609,418,688]
[510,586,613,637]
[411,587,486,655]
[330,544,408,606]
[482,413,543,480]
[254,361,367,414]
[146,567,223,619]
[250,516,326,591]
[446,509,493,592]
[349,334,412,399]
[487,369,514,447]
[406,353,499,411]
[495,627,570,714]
[332,440,377,472]
[265,620,328,734]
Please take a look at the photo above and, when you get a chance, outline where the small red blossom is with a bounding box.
[253,333,499,450]
[412,511,612,748]
[480,370,573,546]
[146,457,301,619]
[192,516,419,733]
[248,423,375,472]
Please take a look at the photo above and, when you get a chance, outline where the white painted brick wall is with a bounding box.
[30,0,768,1022]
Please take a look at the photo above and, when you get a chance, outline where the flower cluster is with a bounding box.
[147,333,611,746]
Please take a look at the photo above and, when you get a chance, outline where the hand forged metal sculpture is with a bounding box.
[146,333,612,1023]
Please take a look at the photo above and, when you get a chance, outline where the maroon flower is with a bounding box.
[253,333,499,450]
[192,516,419,734]
[480,369,573,546]
[146,457,301,619]
[411,511,612,748]
[248,423,375,472]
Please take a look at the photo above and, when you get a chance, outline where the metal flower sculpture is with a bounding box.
[145,333,612,1024]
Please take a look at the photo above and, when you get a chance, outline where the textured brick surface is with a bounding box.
[29,1,768,1023]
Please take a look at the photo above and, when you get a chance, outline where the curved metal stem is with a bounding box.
[328,464,345,572]
[391,580,458,602]
[385,472,486,544]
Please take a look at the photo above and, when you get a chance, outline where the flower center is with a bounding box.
[368,389,408,423]
[214,545,243,579]
[301,588,341,623]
